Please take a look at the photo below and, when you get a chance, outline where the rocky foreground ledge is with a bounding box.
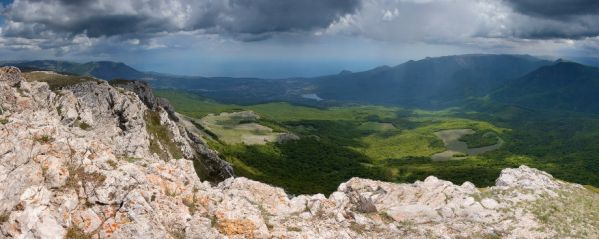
[0,67,598,238]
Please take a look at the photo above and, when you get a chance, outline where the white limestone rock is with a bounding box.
[0,67,597,239]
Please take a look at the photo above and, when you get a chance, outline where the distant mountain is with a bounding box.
[492,61,599,114]
[567,57,599,68]
[1,60,144,80]
[0,59,311,104]
[311,54,552,107]
[84,61,145,80]
[14,55,599,110]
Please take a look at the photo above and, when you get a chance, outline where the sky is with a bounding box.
[1,0,599,78]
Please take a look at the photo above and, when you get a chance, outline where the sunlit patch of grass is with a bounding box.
[23,71,97,91]
[356,131,445,161]
[584,185,599,194]
[528,188,599,238]
[198,111,283,145]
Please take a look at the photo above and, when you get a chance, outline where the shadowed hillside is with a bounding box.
[313,54,552,107]
[493,61,599,114]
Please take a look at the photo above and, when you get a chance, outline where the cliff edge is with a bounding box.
[0,67,597,238]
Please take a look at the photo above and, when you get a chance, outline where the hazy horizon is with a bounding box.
[1,0,599,77]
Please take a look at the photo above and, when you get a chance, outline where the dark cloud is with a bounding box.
[505,0,599,19]
[1,0,360,40]
[2,0,183,38]
[502,0,599,40]
[213,0,360,34]
[511,20,599,40]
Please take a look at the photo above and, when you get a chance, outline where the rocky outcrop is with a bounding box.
[108,78,234,181]
[0,67,22,87]
[109,80,178,121]
[185,130,235,181]
[0,67,598,238]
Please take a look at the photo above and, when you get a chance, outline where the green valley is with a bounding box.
[157,89,599,195]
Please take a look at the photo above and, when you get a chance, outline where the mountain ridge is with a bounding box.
[0,60,144,80]
[0,54,553,81]
[312,54,553,107]
[7,54,599,115]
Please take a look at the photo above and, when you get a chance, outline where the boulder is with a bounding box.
[0,66,23,87]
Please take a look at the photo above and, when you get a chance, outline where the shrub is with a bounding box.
[34,135,54,144]
[78,122,91,130]
[0,213,9,223]
[119,155,141,163]
[65,227,92,239]
[23,72,96,91]
[182,197,197,215]
[106,160,117,169]
[65,165,106,192]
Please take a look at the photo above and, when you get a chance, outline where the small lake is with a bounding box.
[301,93,323,101]
[431,129,503,161]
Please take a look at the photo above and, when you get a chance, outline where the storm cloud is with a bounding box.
[1,0,599,77]
[505,0,599,19]
[1,0,360,40]
[502,0,599,39]
[4,0,599,44]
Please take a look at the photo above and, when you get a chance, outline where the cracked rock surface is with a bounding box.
[0,67,598,238]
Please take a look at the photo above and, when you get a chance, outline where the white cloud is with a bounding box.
[325,0,510,43]
[382,9,399,21]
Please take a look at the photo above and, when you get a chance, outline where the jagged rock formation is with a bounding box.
[108,80,178,121]
[0,67,598,238]
[101,77,233,181]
